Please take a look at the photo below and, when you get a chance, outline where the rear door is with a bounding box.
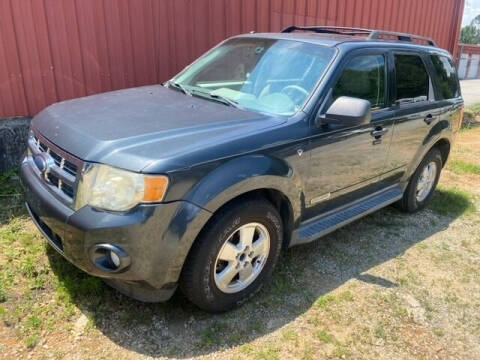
[385,51,443,180]
[428,54,463,133]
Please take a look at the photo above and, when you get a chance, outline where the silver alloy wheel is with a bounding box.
[214,222,270,294]
[416,161,437,202]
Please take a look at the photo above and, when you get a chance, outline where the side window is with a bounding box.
[430,55,460,99]
[332,55,386,109]
[394,54,430,103]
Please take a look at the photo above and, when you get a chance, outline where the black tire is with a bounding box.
[397,148,443,213]
[180,198,283,312]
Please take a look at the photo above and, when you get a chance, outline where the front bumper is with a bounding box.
[20,158,211,302]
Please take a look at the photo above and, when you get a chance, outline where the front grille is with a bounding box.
[47,149,78,176]
[28,131,83,206]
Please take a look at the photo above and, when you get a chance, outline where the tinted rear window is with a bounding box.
[394,54,429,102]
[430,55,460,99]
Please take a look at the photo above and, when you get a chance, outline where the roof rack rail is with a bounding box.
[281,26,438,47]
[367,30,437,46]
[281,25,372,35]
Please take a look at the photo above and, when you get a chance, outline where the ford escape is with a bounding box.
[21,26,463,312]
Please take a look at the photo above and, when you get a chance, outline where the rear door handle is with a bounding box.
[371,127,388,138]
[424,114,435,125]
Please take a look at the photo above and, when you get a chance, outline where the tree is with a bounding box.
[472,14,480,28]
[461,25,480,44]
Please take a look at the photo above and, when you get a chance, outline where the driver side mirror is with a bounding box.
[317,96,371,127]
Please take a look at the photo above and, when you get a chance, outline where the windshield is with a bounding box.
[171,38,336,116]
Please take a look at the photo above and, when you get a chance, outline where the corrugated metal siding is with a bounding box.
[0,0,465,118]
[458,44,480,79]
[459,44,480,55]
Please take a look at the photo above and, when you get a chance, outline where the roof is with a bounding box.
[236,31,452,56]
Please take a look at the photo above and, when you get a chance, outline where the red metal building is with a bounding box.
[0,0,465,118]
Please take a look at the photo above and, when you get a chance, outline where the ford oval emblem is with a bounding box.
[33,154,48,172]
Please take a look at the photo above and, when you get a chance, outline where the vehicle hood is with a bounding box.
[32,85,285,172]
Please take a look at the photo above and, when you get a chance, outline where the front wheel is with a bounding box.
[397,148,443,213]
[180,199,283,312]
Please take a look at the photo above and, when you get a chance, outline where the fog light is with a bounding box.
[88,244,131,273]
[110,251,121,267]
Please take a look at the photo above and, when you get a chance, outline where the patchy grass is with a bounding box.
[428,187,476,216]
[315,329,337,344]
[0,171,109,349]
[463,103,480,128]
[25,335,39,349]
[314,294,337,310]
[240,343,282,360]
[0,170,24,225]
[448,159,480,175]
[251,345,280,360]
[0,128,479,359]
[281,328,299,343]
[198,321,230,348]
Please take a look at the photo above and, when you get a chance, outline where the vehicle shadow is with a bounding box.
[46,191,472,358]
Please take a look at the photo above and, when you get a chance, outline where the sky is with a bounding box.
[463,0,480,26]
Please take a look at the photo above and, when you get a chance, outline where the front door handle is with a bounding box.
[424,114,435,125]
[371,127,388,138]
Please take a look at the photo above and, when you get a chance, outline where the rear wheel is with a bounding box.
[180,199,283,312]
[397,148,443,213]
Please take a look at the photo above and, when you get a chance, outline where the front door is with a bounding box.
[305,51,395,218]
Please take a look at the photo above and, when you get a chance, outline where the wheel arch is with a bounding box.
[199,187,296,249]
[432,138,451,167]
[171,155,303,283]
[406,136,452,181]
[183,155,303,225]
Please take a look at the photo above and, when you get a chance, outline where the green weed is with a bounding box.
[253,345,280,360]
[314,295,336,310]
[338,290,355,302]
[25,334,39,349]
[448,159,480,175]
[315,329,336,344]
[199,321,230,348]
[374,325,387,339]
[282,328,298,342]
[26,316,42,329]
[428,187,476,216]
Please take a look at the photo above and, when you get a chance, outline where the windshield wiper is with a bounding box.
[166,82,244,110]
[166,81,192,96]
[205,93,245,110]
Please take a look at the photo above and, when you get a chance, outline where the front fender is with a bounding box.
[185,155,303,225]
[163,155,303,283]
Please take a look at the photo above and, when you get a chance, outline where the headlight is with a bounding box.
[75,164,169,211]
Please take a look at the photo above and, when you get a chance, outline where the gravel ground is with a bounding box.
[0,128,479,360]
[460,80,480,107]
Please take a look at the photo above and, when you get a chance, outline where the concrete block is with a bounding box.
[0,117,31,173]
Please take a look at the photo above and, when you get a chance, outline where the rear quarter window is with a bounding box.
[430,55,460,99]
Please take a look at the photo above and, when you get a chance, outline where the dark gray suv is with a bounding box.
[21,26,464,312]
